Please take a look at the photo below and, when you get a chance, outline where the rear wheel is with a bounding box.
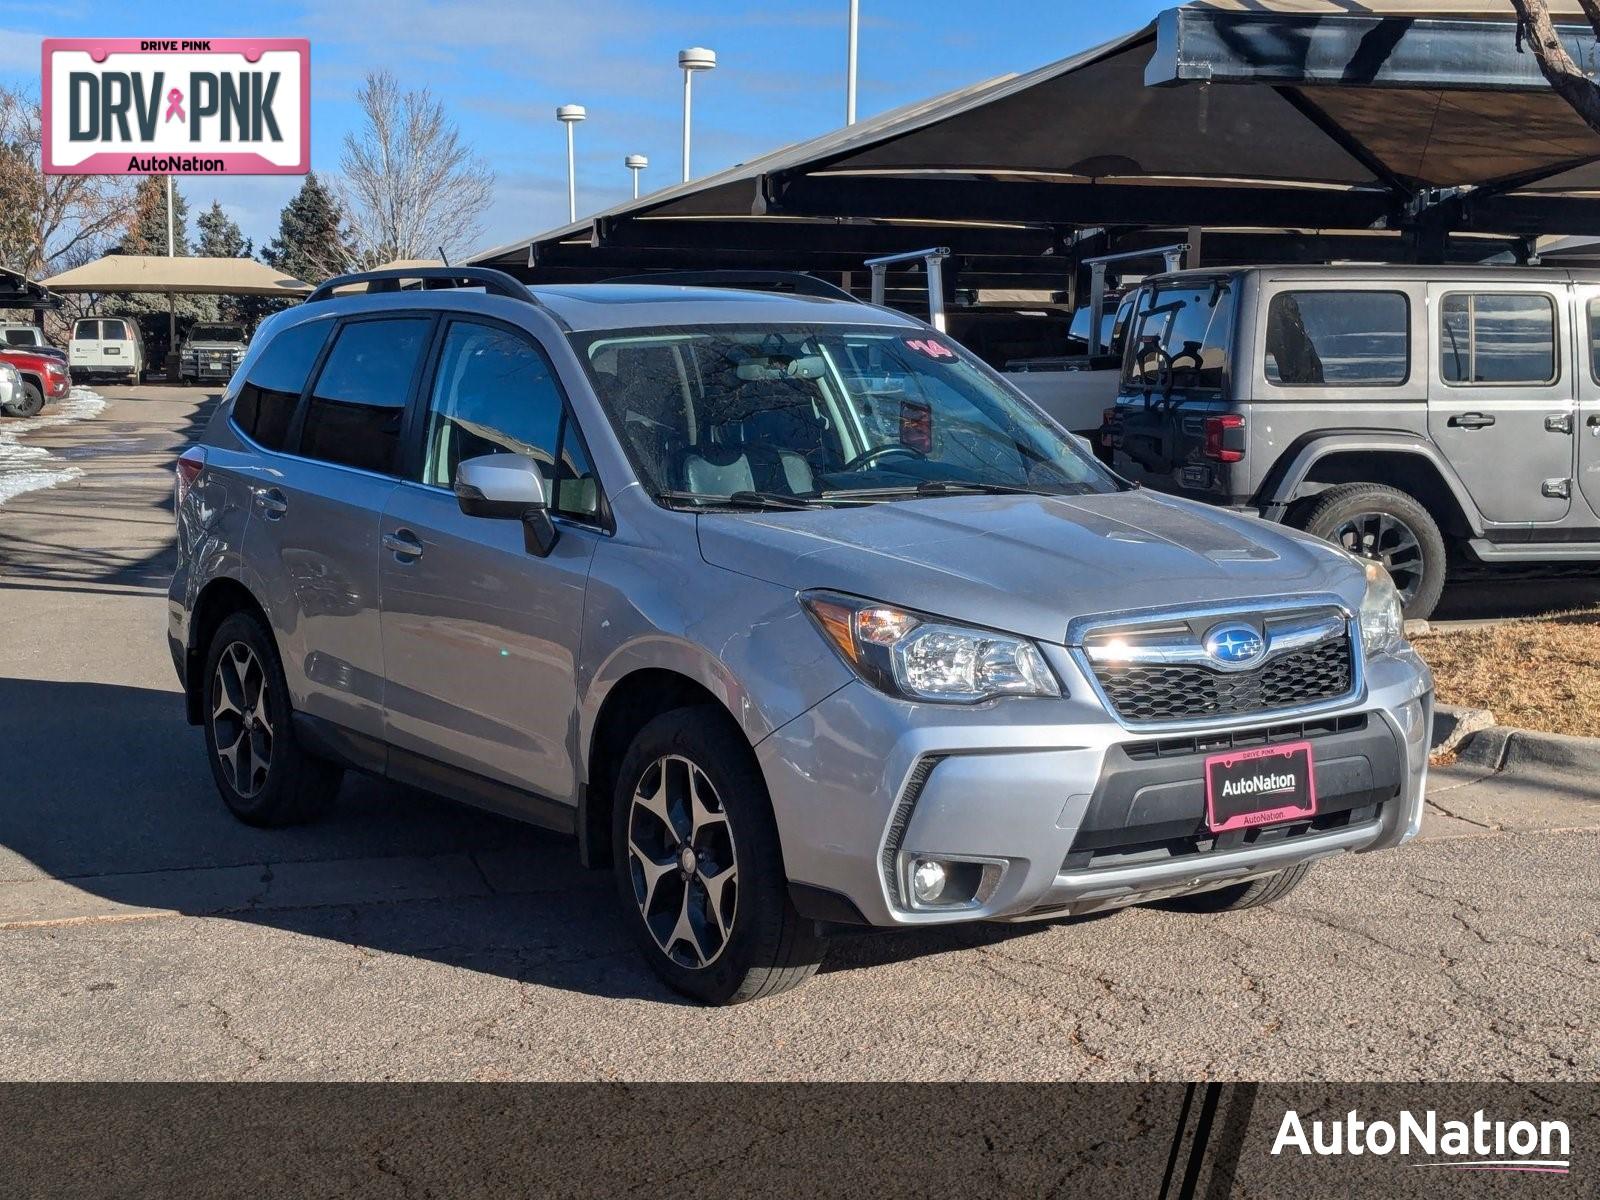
[202,610,342,826]
[1155,863,1313,913]
[2,381,44,418]
[612,707,825,1004]
[1296,482,1447,619]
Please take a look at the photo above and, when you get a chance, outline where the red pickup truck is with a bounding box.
[0,346,71,417]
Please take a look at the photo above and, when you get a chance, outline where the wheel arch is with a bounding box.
[185,576,272,725]
[1258,434,1480,539]
[578,666,746,869]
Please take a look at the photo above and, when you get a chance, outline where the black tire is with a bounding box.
[1155,862,1314,913]
[202,610,342,827]
[1296,482,1447,619]
[2,381,44,418]
[611,706,825,1004]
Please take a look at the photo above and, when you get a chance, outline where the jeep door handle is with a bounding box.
[254,487,288,518]
[1448,412,1496,430]
[383,529,424,560]
[1589,414,1600,434]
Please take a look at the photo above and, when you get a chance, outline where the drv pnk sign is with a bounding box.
[42,39,309,175]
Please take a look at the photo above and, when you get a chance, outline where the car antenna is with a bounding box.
[438,245,450,268]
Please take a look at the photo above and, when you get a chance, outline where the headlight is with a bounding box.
[1358,560,1404,655]
[801,591,1061,703]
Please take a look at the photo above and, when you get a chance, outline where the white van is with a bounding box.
[69,317,146,383]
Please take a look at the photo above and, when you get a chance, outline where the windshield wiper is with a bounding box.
[657,489,824,511]
[823,479,1041,500]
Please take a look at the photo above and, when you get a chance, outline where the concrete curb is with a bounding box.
[1431,703,1495,757]
[1453,723,1600,781]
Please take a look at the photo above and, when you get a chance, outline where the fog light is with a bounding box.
[911,859,947,905]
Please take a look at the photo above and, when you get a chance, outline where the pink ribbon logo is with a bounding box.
[164,88,185,123]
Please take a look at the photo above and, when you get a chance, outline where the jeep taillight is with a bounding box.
[1203,414,1245,464]
[175,447,207,509]
[1100,406,1121,448]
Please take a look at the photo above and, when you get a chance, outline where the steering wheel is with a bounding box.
[840,444,927,473]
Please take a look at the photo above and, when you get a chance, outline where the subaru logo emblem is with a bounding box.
[1205,622,1266,668]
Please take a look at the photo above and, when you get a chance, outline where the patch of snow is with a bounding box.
[0,387,107,505]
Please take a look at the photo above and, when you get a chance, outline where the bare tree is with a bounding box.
[0,85,132,280]
[1512,0,1600,131]
[338,71,495,265]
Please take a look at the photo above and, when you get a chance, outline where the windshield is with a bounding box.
[188,325,245,342]
[574,324,1122,507]
[1121,278,1235,394]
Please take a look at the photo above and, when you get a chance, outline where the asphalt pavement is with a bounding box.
[0,386,1596,1081]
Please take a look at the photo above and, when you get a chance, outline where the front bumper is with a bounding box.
[759,643,1432,928]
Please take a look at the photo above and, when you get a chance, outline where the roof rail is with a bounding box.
[607,269,859,303]
[305,266,539,306]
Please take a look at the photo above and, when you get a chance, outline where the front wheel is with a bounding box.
[2,381,44,418]
[1296,482,1447,619]
[612,707,825,1004]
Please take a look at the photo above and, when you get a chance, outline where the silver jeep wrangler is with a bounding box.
[1108,265,1600,618]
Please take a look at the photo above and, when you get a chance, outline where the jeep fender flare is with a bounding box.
[1255,432,1483,537]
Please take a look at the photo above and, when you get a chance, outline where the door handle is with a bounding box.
[254,487,288,518]
[383,529,424,560]
[1588,414,1600,435]
[1448,412,1496,430]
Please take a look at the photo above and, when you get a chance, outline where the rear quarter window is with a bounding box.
[1264,291,1409,387]
[232,319,334,451]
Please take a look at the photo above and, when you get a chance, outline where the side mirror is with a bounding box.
[453,453,559,557]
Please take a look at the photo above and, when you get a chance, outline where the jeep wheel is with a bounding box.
[202,610,342,826]
[612,707,824,1004]
[2,380,44,418]
[1154,863,1313,913]
[1297,483,1446,619]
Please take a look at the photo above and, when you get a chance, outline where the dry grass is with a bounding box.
[1415,608,1600,740]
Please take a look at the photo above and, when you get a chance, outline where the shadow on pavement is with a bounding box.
[0,675,1061,1003]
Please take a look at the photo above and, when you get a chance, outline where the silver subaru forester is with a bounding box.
[168,268,1433,1004]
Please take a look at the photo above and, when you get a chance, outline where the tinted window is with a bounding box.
[232,319,332,451]
[422,321,598,518]
[1124,280,1235,392]
[1585,298,1600,382]
[73,320,100,340]
[3,329,35,346]
[1441,293,1556,385]
[102,321,128,340]
[299,318,430,474]
[1265,291,1409,386]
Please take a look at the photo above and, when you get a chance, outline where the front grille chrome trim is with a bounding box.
[1068,594,1365,734]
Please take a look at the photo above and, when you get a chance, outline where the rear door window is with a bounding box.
[103,321,128,340]
[232,319,333,451]
[1265,291,1409,386]
[1440,293,1557,385]
[73,320,100,340]
[1124,280,1235,393]
[298,317,431,474]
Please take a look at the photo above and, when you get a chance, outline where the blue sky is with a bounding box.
[1,0,1169,256]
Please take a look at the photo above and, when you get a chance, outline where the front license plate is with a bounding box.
[1204,741,1317,833]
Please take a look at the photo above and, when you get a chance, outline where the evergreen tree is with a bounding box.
[195,200,248,259]
[119,175,190,255]
[262,172,350,285]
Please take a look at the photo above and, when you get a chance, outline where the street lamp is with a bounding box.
[626,154,648,199]
[846,0,860,125]
[678,47,716,182]
[556,104,587,222]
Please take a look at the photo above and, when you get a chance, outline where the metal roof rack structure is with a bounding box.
[305,266,540,306]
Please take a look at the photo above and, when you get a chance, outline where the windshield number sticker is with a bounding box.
[904,338,956,360]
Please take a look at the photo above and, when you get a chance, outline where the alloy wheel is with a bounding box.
[211,641,273,798]
[626,754,739,969]
[1332,510,1425,607]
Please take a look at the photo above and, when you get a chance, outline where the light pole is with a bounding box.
[678,47,716,182]
[846,0,860,125]
[556,104,586,222]
[626,154,648,199]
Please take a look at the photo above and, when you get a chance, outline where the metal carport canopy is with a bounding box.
[39,254,312,297]
[471,0,1600,279]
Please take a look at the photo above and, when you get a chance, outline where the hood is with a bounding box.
[696,490,1365,645]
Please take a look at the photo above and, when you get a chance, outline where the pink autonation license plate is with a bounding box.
[1203,741,1318,834]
